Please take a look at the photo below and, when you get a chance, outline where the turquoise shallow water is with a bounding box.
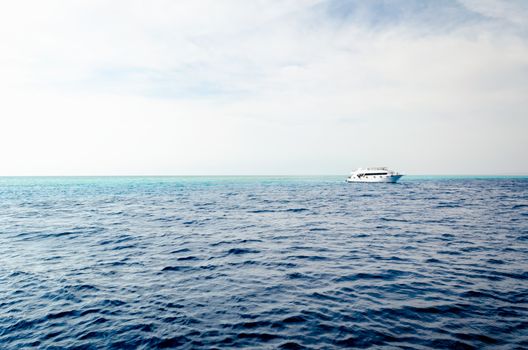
[0,176,527,349]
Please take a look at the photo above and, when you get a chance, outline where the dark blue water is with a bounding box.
[1,176,527,349]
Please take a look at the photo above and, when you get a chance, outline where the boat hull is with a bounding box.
[346,175,403,183]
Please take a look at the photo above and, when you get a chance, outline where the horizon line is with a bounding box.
[1,174,528,177]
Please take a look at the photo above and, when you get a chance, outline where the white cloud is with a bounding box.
[0,0,527,175]
[459,0,528,29]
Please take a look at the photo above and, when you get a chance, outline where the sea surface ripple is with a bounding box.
[0,176,527,349]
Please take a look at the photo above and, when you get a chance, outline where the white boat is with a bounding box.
[346,167,403,183]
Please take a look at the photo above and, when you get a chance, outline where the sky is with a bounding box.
[1,0,527,175]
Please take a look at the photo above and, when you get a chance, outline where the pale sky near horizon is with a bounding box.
[1,0,527,175]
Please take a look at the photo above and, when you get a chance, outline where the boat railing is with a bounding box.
[365,167,388,171]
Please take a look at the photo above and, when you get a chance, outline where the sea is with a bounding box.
[0,176,527,349]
